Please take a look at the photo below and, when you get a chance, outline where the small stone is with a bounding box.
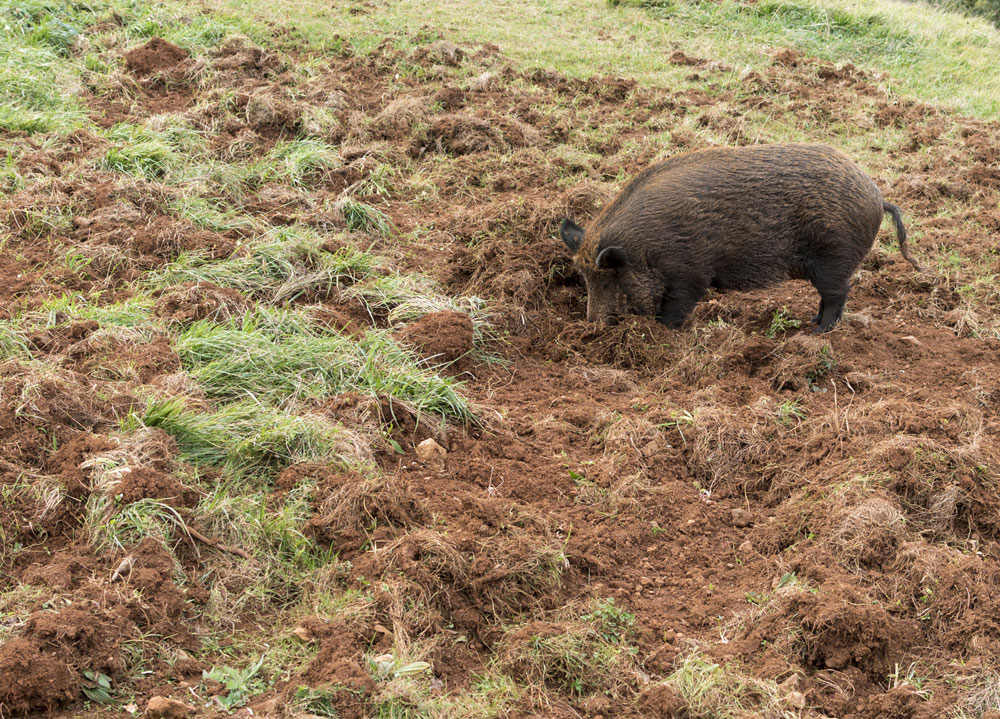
[415,438,447,464]
[900,335,921,346]
[146,696,193,719]
[777,673,800,695]
[641,438,662,459]
[639,576,652,586]
[738,540,754,554]
[731,508,752,528]
[784,690,807,710]
[292,624,314,642]
[250,697,279,715]
[111,555,134,582]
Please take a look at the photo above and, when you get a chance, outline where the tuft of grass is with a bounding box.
[0,151,25,197]
[0,322,31,361]
[498,620,640,698]
[664,650,790,718]
[168,196,258,233]
[39,293,155,328]
[348,272,489,327]
[247,139,341,189]
[153,226,376,301]
[175,307,472,419]
[86,496,190,552]
[354,163,397,197]
[128,397,361,476]
[99,124,178,180]
[775,398,807,426]
[334,197,395,236]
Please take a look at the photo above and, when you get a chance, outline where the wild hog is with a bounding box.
[560,143,920,333]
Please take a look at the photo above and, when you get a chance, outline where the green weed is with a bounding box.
[581,597,636,645]
[765,307,802,338]
[204,656,267,711]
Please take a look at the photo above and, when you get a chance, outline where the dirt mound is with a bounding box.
[421,113,540,154]
[554,316,678,370]
[209,36,285,78]
[792,592,917,678]
[396,310,474,365]
[124,37,190,77]
[153,281,250,325]
[28,320,100,354]
[279,464,427,554]
[72,335,180,384]
[448,235,581,326]
[0,638,78,716]
[113,467,199,507]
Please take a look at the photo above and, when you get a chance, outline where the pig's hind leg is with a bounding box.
[810,279,850,333]
[810,299,824,325]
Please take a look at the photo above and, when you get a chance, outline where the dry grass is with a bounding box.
[497,620,642,699]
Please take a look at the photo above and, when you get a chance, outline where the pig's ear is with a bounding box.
[596,245,627,270]
[560,218,584,252]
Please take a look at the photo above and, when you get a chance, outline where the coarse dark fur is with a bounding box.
[560,143,920,333]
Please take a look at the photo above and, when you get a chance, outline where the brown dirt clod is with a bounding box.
[124,37,190,77]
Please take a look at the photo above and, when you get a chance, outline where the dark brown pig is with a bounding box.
[560,143,920,333]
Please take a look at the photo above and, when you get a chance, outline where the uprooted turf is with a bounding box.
[4,0,1000,717]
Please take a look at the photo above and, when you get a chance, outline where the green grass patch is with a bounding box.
[168,196,258,233]
[128,396,357,476]
[247,139,341,189]
[335,198,395,236]
[39,293,155,328]
[0,321,32,361]
[211,0,1000,118]
[153,226,376,301]
[175,307,471,418]
[99,123,180,179]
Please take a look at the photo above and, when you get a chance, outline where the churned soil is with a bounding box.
[123,37,190,76]
[396,310,475,366]
[5,14,1000,719]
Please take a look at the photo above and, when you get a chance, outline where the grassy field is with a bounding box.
[2,0,1000,716]
[202,0,1000,116]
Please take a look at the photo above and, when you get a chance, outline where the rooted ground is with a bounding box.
[3,4,1000,719]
